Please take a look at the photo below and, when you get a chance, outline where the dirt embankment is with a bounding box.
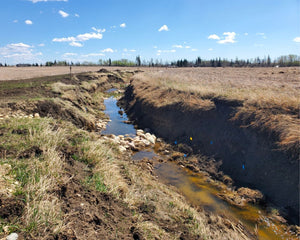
[121,79,299,225]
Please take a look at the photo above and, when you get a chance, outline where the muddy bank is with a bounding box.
[121,82,299,225]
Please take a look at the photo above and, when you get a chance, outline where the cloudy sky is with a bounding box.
[0,0,299,64]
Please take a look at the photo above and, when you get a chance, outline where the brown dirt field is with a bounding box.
[0,66,104,81]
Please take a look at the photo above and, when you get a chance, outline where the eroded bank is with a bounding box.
[121,80,299,225]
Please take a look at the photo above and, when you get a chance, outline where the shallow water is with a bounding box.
[105,88,118,93]
[103,96,297,240]
[101,96,136,136]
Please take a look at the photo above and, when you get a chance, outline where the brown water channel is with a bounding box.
[103,94,297,240]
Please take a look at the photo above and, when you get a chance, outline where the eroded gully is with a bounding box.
[101,93,297,240]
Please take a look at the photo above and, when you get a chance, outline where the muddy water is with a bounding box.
[103,96,297,240]
[153,160,295,240]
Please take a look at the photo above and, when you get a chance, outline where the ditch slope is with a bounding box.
[121,76,299,225]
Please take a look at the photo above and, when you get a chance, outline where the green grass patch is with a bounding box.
[84,173,107,192]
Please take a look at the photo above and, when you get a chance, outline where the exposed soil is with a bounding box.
[54,156,137,240]
[0,195,24,222]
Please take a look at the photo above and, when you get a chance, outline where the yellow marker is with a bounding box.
[190,137,192,141]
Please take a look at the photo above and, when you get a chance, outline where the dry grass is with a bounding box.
[0,117,70,237]
[132,67,300,153]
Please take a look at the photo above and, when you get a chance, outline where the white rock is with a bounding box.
[141,139,151,146]
[145,133,156,144]
[119,146,127,152]
[6,233,18,240]
[34,113,40,118]
[136,129,144,137]
[128,142,138,151]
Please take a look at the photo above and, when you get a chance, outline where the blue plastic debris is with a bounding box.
[242,164,245,170]
[174,140,177,145]
[210,140,213,145]
[184,154,187,157]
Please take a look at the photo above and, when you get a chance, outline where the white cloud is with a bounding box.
[0,42,42,63]
[172,45,183,48]
[76,32,103,41]
[244,32,248,36]
[59,10,69,18]
[208,34,220,40]
[53,31,103,46]
[82,53,105,57]
[123,48,136,52]
[75,13,79,17]
[69,42,83,47]
[158,25,169,32]
[153,46,158,49]
[92,27,106,33]
[25,20,33,25]
[293,37,300,42]
[63,52,77,57]
[13,20,18,23]
[29,0,68,3]
[101,48,114,53]
[185,46,191,49]
[157,49,176,53]
[217,32,236,44]
[120,23,126,28]
[53,37,76,42]
[38,43,45,47]
[191,49,198,51]
[208,48,213,51]
[256,32,266,39]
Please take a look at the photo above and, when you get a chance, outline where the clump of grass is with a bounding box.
[51,82,76,95]
[84,173,107,192]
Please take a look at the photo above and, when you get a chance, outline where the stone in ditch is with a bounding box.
[119,146,127,152]
[6,233,18,240]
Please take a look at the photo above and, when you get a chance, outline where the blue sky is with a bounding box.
[0,0,299,64]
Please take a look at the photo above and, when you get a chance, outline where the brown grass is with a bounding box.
[132,67,300,153]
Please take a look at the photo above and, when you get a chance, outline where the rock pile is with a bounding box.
[102,129,157,152]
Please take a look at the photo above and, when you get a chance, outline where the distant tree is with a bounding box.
[45,61,54,66]
[136,55,141,66]
[217,58,222,67]
[183,59,188,67]
[108,58,111,66]
[195,57,201,67]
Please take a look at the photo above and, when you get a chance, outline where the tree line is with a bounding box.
[1,54,299,67]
